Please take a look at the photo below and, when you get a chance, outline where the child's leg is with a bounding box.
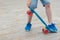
[25,10,32,31]
[40,0,52,24]
[45,3,52,24]
[45,4,57,32]
[25,0,38,31]
[40,0,57,32]
[27,10,33,23]
[27,0,38,23]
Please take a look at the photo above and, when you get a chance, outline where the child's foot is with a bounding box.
[46,23,57,33]
[25,23,32,31]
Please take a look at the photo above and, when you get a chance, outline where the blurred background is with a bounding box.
[0,0,60,40]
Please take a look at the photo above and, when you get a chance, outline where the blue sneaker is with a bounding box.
[25,23,32,31]
[46,23,57,33]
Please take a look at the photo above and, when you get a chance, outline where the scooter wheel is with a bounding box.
[42,28,49,34]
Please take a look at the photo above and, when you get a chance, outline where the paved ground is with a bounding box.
[0,0,60,40]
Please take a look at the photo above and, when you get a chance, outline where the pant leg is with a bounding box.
[40,0,50,7]
[30,0,38,8]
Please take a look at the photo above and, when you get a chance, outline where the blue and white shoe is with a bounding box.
[25,23,32,31]
[46,23,57,33]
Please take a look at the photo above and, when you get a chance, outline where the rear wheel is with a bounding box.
[42,28,49,34]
